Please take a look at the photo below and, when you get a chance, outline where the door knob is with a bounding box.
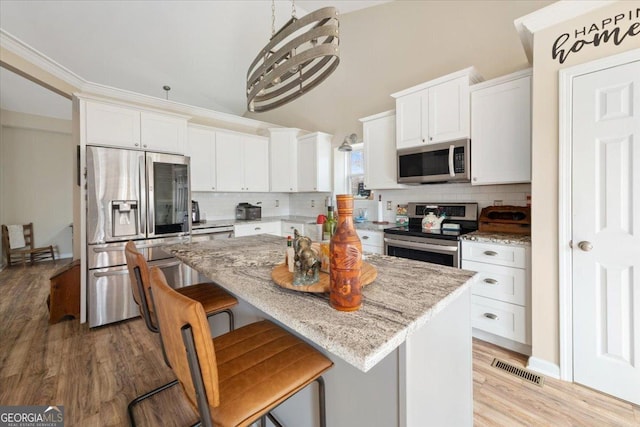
[578,241,593,252]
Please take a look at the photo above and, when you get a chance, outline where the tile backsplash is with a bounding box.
[194,183,530,222]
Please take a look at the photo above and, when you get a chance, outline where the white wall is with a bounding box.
[0,109,74,263]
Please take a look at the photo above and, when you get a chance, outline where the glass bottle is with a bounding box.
[329,195,362,311]
[323,206,337,240]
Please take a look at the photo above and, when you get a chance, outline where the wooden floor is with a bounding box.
[1,261,638,426]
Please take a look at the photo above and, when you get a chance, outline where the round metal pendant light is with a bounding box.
[247,3,340,113]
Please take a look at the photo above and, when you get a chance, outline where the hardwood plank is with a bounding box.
[0,261,638,426]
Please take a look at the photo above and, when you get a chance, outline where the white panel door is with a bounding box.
[215,131,244,191]
[428,76,468,143]
[572,59,640,405]
[186,126,216,191]
[396,91,426,149]
[243,135,269,192]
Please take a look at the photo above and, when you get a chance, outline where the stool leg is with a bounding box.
[127,379,179,427]
[316,376,327,427]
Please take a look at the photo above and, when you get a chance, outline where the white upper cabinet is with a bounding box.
[85,101,141,148]
[470,69,532,185]
[186,125,216,192]
[392,67,482,150]
[215,131,269,192]
[83,99,187,153]
[269,128,300,192]
[297,132,332,192]
[140,111,186,153]
[360,110,405,189]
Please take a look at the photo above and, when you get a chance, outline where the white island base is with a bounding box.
[208,288,472,427]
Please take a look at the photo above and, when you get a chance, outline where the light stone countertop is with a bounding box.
[460,230,531,246]
[165,234,475,372]
[192,216,318,230]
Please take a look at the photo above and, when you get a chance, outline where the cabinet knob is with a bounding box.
[212,187,215,190]
[429,136,433,141]
[483,313,498,320]
[143,144,148,148]
[473,177,477,182]
[134,143,139,147]
[362,235,370,240]
[255,227,261,230]
[422,138,425,143]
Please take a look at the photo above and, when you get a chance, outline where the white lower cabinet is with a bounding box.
[281,221,305,239]
[461,240,531,354]
[234,221,281,237]
[356,229,384,255]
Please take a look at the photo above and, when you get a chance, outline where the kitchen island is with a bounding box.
[166,234,475,427]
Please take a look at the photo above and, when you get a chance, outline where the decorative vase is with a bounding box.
[330,194,362,311]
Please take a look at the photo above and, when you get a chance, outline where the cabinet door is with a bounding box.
[215,132,244,191]
[297,136,318,191]
[140,112,186,153]
[186,126,216,191]
[363,113,404,189]
[396,91,427,149]
[471,76,531,185]
[270,132,297,192]
[243,135,269,192]
[428,76,469,143]
[85,101,141,148]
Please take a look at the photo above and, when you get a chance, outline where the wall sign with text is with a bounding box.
[552,7,639,64]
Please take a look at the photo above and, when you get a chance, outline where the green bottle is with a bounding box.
[323,206,337,240]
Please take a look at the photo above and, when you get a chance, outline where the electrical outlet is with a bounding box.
[386,201,392,210]
[275,199,279,208]
[311,199,315,208]
[494,200,503,206]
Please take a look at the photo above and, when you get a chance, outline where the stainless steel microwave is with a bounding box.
[397,139,470,184]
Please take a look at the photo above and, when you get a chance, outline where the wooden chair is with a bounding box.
[1,223,55,267]
[148,266,333,427]
[124,241,239,426]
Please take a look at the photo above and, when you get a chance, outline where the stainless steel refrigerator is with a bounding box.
[86,146,193,327]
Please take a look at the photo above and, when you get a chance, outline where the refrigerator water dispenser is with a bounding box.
[112,200,139,237]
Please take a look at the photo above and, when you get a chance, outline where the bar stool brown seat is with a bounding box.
[149,266,333,427]
[124,241,238,426]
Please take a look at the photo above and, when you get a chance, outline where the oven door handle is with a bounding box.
[384,238,458,253]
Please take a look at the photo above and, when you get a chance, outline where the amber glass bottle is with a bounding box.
[329,195,362,311]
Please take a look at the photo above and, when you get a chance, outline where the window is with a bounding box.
[348,143,364,195]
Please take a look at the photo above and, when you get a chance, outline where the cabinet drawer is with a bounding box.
[362,243,383,255]
[462,260,528,306]
[461,241,527,268]
[281,222,305,238]
[471,295,529,344]
[356,229,383,246]
[234,221,280,237]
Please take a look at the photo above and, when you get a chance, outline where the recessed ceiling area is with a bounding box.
[0,1,392,120]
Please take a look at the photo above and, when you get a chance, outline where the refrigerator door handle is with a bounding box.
[146,153,155,238]
[92,269,130,278]
[139,154,147,237]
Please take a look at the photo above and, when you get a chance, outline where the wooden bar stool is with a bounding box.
[124,241,238,426]
[149,266,333,427]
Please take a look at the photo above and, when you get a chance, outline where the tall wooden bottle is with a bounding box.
[330,195,363,311]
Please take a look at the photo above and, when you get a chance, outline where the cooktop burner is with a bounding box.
[384,202,479,241]
[384,226,474,241]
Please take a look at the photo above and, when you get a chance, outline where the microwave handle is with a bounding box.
[448,145,455,177]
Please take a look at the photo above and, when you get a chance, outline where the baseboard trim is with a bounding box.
[526,356,560,379]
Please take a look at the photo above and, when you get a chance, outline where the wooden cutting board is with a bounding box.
[271,262,377,293]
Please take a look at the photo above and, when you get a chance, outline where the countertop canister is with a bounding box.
[330,194,363,311]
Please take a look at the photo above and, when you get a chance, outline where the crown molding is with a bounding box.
[1,29,282,133]
[0,29,85,89]
[513,0,614,64]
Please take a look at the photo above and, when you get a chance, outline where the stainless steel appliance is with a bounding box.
[235,203,262,220]
[192,200,201,223]
[397,139,470,184]
[191,223,234,241]
[384,202,478,267]
[86,145,193,327]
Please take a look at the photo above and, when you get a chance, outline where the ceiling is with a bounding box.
[0,0,392,120]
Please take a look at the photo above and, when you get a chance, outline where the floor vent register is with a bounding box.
[491,358,545,387]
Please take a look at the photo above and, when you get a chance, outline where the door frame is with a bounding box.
[558,48,640,382]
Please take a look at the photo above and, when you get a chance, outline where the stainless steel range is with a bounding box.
[384,202,478,268]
